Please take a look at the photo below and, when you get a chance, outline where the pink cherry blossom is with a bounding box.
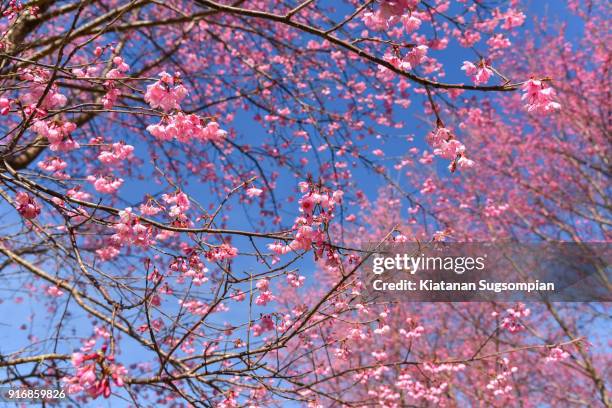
[252,314,275,336]
[487,34,511,49]
[147,113,226,143]
[162,191,190,218]
[45,285,64,297]
[521,79,561,113]
[402,15,421,33]
[456,156,475,169]
[101,88,120,109]
[501,303,530,333]
[545,347,570,363]
[15,192,41,219]
[98,142,134,165]
[485,358,518,396]
[32,120,79,151]
[231,290,246,302]
[19,68,68,109]
[420,178,436,194]
[37,156,68,173]
[139,201,162,216]
[0,97,10,115]
[286,273,305,288]
[455,29,482,47]
[62,346,128,400]
[405,45,428,68]
[433,139,465,159]
[87,175,124,194]
[111,207,154,248]
[144,72,188,112]
[461,61,494,85]
[246,187,263,197]
[501,8,526,29]
[206,243,238,261]
[112,56,130,73]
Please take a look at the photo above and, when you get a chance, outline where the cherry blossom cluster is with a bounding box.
[162,191,190,220]
[423,362,466,374]
[0,97,10,115]
[178,298,211,316]
[362,0,420,32]
[373,307,391,336]
[98,56,130,109]
[334,342,352,361]
[398,317,424,339]
[146,113,227,143]
[15,192,41,219]
[205,243,238,262]
[170,253,209,286]
[500,303,530,333]
[137,318,164,334]
[364,384,400,408]
[98,142,134,165]
[217,389,238,408]
[93,242,119,261]
[87,175,124,194]
[62,344,127,399]
[111,207,154,248]
[420,178,436,194]
[106,57,130,80]
[31,120,79,151]
[2,0,24,20]
[521,79,561,113]
[246,186,263,198]
[144,72,188,112]
[425,126,474,171]
[268,183,343,256]
[383,44,429,75]
[139,198,162,216]
[254,278,274,306]
[462,60,494,85]
[545,346,570,363]
[143,72,227,144]
[252,314,275,337]
[231,289,246,302]
[485,357,518,396]
[498,8,526,30]
[37,156,68,178]
[487,34,512,51]
[395,371,448,405]
[286,272,305,288]
[483,200,510,217]
[45,285,64,298]
[19,68,67,110]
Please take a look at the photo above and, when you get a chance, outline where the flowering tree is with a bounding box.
[0,0,609,406]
